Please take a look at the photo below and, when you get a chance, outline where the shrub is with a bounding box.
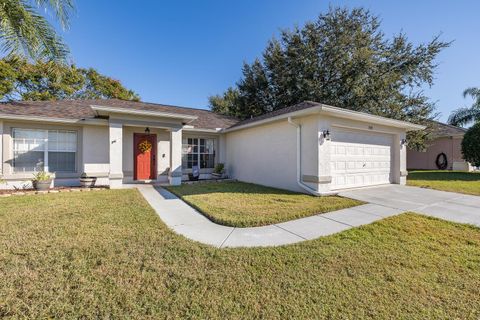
[32,171,52,182]
[461,122,480,167]
[213,163,225,174]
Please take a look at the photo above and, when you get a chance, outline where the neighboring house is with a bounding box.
[407,121,472,171]
[0,99,423,194]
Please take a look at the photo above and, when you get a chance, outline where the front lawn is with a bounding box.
[165,181,362,227]
[408,170,480,196]
[1,190,480,318]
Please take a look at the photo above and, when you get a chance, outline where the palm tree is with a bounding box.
[448,87,480,127]
[0,0,74,61]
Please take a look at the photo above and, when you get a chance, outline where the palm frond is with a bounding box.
[463,87,480,99]
[34,0,75,29]
[448,106,480,127]
[0,0,69,61]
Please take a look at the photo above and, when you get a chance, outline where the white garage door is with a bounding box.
[330,129,393,190]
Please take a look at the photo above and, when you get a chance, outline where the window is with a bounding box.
[13,129,46,172]
[47,130,77,172]
[182,138,215,169]
[13,129,77,173]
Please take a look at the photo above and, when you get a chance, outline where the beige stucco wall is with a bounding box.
[300,115,320,183]
[0,112,411,191]
[0,114,231,188]
[225,116,315,192]
[225,114,408,194]
[407,136,464,170]
[82,125,109,176]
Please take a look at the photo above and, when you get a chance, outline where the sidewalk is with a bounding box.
[136,185,403,248]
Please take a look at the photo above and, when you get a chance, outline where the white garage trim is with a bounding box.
[224,102,425,133]
[330,128,394,190]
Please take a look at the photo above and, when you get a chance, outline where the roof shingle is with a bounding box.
[228,101,317,129]
[429,120,467,138]
[0,99,239,130]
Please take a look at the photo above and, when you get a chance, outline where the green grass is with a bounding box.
[408,170,480,196]
[1,190,480,318]
[165,181,362,227]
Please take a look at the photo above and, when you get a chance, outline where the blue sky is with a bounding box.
[61,0,479,122]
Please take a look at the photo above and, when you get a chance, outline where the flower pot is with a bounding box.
[211,172,223,179]
[80,177,97,188]
[33,180,52,191]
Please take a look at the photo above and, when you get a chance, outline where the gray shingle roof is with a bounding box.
[0,98,433,132]
[228,101,317,128]
[0,99,239,130]
[429,120,467,138]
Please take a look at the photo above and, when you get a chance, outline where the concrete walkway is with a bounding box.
[136,185,403,248]
[137,184,480,248]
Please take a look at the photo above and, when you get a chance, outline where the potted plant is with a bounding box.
[80,173,97,188]
[32,171,52,191]
[211,163,225,179]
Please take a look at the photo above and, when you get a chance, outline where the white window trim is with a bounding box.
[12,128,78,173]
[182,137,216,169]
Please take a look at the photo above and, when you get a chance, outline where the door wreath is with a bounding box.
[138,140,152,153]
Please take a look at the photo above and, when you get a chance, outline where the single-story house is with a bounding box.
[0,99,424,195]
[407,121,473,171]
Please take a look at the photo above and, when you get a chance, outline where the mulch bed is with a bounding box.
[0,186,108,197]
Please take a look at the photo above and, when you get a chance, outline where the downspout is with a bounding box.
[287,117,323,196]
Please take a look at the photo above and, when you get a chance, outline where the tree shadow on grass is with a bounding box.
[408,171,480,182]
[161,181,311,197]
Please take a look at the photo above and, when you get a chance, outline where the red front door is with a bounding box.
[134,133,157,180]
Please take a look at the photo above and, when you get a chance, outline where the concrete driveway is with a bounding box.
[339,184,480,227]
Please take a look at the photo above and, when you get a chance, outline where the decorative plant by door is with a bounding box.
[138,140,152,153]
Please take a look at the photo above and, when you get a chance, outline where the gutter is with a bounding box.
[224,106,323,133]
[90,105,198,123]
[225,103,425,133]
[182,126,223,134]
[317,103,426,131]
[0,113,106,126]
[287,117,337,197]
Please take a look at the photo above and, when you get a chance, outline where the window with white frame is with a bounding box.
[12,128,77,173]
[182,138,215,169]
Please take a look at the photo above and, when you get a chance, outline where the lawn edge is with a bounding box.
[164,185,363,228]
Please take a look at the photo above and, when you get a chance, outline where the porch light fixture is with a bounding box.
[322,130,331,140]
[401,138,407,146]
[145,127,150,134]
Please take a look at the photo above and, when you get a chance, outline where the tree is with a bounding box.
[0,0,74,61]
[209,7,449,150]
[0,57,140,101]
[448,88,480,126]
[209,87,241,117]
[461,122,480,167]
